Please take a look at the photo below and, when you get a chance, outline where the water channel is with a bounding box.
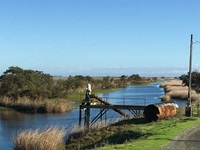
[0,81,187,150]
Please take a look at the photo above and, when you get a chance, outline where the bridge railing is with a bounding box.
[96,97,147,106]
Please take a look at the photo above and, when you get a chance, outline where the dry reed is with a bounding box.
[164,85,188,93]
[161,88,200,102]
[159,79,183,87]
[44,100,71,113]
[0,97,71,113]
[160,80,200,102]
[13,127,66,150]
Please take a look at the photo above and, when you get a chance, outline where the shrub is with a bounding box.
[0,66,54,100]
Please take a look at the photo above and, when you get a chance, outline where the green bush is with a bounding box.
[0,66,53,100]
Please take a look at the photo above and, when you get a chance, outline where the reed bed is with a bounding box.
[163,85,188,93]
[0,97,71,113]
[13,127,66,150]
[160,79,183,87]
[160,80,200,102]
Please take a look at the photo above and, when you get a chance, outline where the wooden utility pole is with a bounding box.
[186,34,193,117]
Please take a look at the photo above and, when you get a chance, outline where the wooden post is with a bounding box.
[186,34,193,117]
[79,105,82,126]
[84,89,91,128]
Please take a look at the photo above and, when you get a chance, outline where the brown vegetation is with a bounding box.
[0,97,71,113]
[13,127,66,150]
[160,79,200,102]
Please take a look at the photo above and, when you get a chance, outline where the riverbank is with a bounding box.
[160,79,200,102]
[65,115,200,150]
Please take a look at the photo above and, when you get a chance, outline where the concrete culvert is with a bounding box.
[144,103,179,122]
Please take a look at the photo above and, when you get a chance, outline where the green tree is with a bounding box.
[118,75,128,87]
[0,66,54,100]
[128,74,142,84]
[180,71,200,93]
[52,79,66,98]
[102,76,114,89]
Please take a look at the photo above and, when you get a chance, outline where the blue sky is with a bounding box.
[1,0,200,77]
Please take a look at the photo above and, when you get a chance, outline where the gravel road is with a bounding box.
[162,125,200,150]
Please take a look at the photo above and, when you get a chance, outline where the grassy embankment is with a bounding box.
[66,113,200,150]
[13,106,200,150]
[98,117,200,150]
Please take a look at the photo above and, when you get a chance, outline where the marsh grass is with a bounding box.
[0,97,71,113]
[160,80,200,102]
[13,127,66,150]
[162,89,200,102]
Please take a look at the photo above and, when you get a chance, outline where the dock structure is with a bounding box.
[79,85,146,128]
[90,94,131,118]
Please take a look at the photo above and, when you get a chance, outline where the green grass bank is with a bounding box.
[66,116,200,150]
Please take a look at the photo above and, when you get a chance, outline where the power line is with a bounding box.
[193,41,200,44]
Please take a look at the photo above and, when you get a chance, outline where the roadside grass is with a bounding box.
[96,117,200,150]
[65,116,200,150]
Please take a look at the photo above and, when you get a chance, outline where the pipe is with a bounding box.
[144,103,179,122]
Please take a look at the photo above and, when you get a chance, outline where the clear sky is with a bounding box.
[1,0,200,77]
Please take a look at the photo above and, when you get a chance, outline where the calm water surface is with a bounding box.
[0,81,187,150]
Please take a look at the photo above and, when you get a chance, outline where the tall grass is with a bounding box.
[13,127,66,150]
[161,88,200,102]
[159,79,183,87]
[160,80,200,102]
[0,97,71,113]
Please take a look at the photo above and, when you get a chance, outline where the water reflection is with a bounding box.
[99,82,165,106]
[0,109,79,150]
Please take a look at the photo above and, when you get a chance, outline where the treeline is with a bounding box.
[0,66,158,101]
[179,70,200,93]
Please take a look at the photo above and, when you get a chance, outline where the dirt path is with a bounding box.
[162,125,200,150]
